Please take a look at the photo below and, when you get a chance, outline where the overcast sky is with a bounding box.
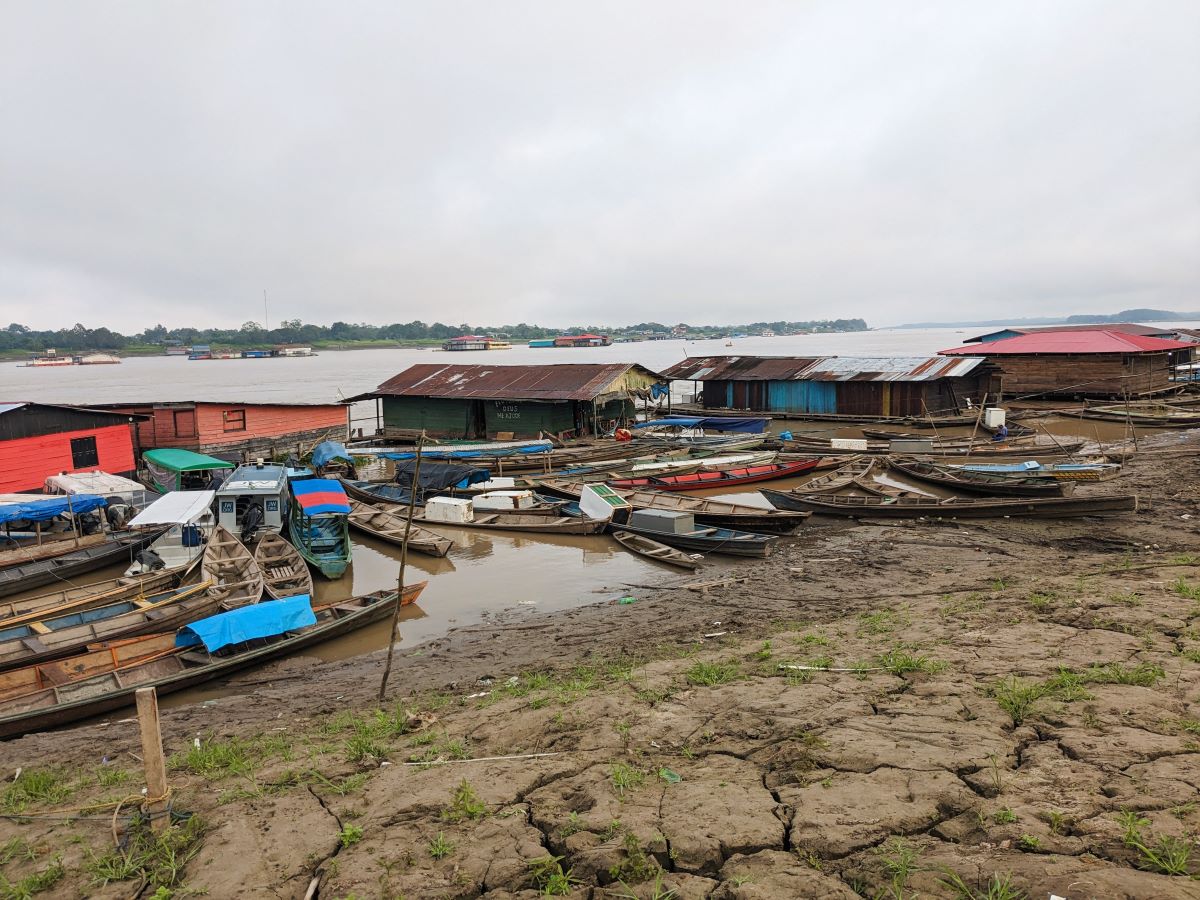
[1,1,1197,332]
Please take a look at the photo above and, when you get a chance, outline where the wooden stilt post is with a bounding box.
[135,687,170,832]
[378,431,425,702]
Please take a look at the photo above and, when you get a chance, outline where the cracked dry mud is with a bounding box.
[3,435,1200,898]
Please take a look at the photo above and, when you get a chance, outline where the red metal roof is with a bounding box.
[964,322,1171,342]
[362,363,662,401]
[941,331,1194,355]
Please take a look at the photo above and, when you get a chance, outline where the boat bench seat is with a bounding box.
[21,636,50,654]
[178,651,211,664]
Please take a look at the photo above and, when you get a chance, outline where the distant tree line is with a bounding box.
[0,317,869,352]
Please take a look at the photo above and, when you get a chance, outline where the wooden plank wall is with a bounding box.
[993,353,1174,398]
[194,404,347,446]
[0,424,136,492]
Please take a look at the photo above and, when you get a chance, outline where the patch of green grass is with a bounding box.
[1109,590,1143,606]
[1117,811,1193,875]
[307,771,369,796]
[940,593,985,618]
[1042,810,1069,835]
[939,869,1027,900]
[559,811,583,839]
[794,632,831,646]
[344,733,388,764]
[427,832,453,860]
[1174,577,1200,600]
[685,661,741,686]
[875,836,920,899]
[610,763,646,799]
[442,780,487,822]
[1016,834,1040,851]
[876,648,946,676]
[1027,591,1057,613]
[338,824,364,848]
[85,815,206,892]
[859,607,908,635]
[992,807,1017,825]
[607,831,660,884]
[407,733,471,765]
[95,767,133,788]
[0,837,36,866]
[528,855,579,895]
[753,641,773,662]
[0,855,64,899]
[1175,718,1200,735]
[990,677,1048,726]
[1079,661,1164,687]
[170,736,280,779]
[1,770,72,813]
[1041,668,1094,702]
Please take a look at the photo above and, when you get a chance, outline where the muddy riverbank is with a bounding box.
[3,435,1200,898]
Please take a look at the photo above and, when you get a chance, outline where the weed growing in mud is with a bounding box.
[753,641,773,662]
[442,780,487,822]
[0,854,63,898]
[609,763,646,799]
[528,855,579,895]
[1027,591,1057,613]
[1109,590,1143,606]
[344,733,388,764]
[1117,811,1193,875]
[940,592,985,619]
[407,733,470,765]
[86,815,206,892]
[685,661,741,686]
[427,833,454,860]
[1042,810,1069,834]
[986,754,1005,794]
[308,771,369,796]
[170,735,282,780]
[610,868,677,899]
[558,811,583,839]
[95,766,132,788]
[874,837,920,899]
[876,648,946,676]
[859,607,909,635]
[1,769,74,814]
[1016,834,1040,851]
[607,832,659,884]
[1175,718,1200,735]
[992,808,1017,825]
[794,632,831,646]
[939,869,1026,900]
[0,837,36,866]
[1080,661,1164,687]
[338,824,364,848]
[990,678,1047,726]
[1173,577,1200,601]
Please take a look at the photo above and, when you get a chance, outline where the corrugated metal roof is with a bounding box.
[797,356,988,381]
[942,331,1195,355]
[662,355,986,382]
[661,356,823,381]
[364,363,662,401]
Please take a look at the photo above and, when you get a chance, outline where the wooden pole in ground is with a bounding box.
[378,430,425,702]
[135,687,170,832]
[1122,389,1139,451]
[963,392,988,460]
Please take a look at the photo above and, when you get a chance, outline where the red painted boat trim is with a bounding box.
[608,460,819,492]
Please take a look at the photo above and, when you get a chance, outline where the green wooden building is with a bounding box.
[350,363,664,440]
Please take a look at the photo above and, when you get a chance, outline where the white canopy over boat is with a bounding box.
[44,471,156,513]
[124,490,216,576]
[128,490,216,528]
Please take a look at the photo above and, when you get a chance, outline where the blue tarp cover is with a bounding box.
[290,478,352,515]
[312,441,353,469]
[176,596,316,652]
[0,494,107,526]
[382,443,553,460]
[633,417,768,434]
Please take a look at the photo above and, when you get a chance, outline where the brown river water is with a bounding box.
[0,327,1184,704]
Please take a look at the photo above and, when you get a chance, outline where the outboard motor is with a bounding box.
[240,502,265,544]
[135,548,166,572]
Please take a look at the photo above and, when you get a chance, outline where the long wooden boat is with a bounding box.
[794,457,880,493]
[953,461,1121,482]
[341,479,411,506]
[0,565,194,626]
[0,580,217,671]
[346,499,453,557]
[254,532,314,600]
[780,437,1086,459]
[860,427,1036,442]
[0,531,162,600]
[612,530,704,570]
[0,584,427,739]
[0,532,108,571]
[415,511,606,535]
[1079,405,1200,427]
[887,458,1070,497]
[202,526,264,609]
[761,491,1138,519]
[607,460,819,492]
[611,521,777,558]
[535,480,810,533]
[288,478,352,579]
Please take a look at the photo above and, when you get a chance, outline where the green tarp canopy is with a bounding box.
[143,449,234,472]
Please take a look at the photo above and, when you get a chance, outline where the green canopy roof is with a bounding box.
[143,448,235,472]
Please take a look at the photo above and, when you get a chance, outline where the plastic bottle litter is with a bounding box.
[618,596,636,605]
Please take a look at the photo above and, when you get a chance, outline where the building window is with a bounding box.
[173,409,197,438]
[70,435,99,468]
[223,409,247,432]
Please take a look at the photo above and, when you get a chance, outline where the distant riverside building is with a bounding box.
[940,330,1195,398]
[441,335,512,351]
[348,362,663,439]
[662,356,996,417]
[553,334,612,348]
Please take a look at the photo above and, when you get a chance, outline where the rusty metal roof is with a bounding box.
[661,356,823,381]
[942,331,1195,355]
[360,363,663,402]
[662,355,987,382]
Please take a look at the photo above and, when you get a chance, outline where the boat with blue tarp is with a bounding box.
[0,583,426,738]
[287,478,353,578]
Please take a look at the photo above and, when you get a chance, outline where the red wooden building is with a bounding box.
[0,402,140,492]
[92,400,350,461]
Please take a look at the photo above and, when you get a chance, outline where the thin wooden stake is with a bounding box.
[135,687,170,832]
[963,392,988,460]
[378,431,425,702]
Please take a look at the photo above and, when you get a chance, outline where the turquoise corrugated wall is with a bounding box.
[767,381,836,413]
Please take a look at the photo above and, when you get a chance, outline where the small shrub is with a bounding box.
[528,855,579,895]
[442,779,487,822]
[427,832,453,860]
[990,677,1047,726]
[338,824,363,848]
[1016,834,1040,851]
[992,808,1017,825]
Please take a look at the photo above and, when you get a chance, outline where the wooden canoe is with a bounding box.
[203,526,264,609]
[611,521,777,558]
[780,437,1086,458]
[535,480,810,533]
[415,511,607,535]
[792,458,881,493]
[0,564,194,627]
[0,580,217,671]
[0,531,107,570]
[254,532,314,600]
[887,458,1070,497]
[606,460,819,492]
[0,531,163,600]
[952,461,1121,482]
[0,583,427,738]
[612,530,703,570]
[760,491,1137,519]
[1080,405,1200,427]
[346,499,453,557]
